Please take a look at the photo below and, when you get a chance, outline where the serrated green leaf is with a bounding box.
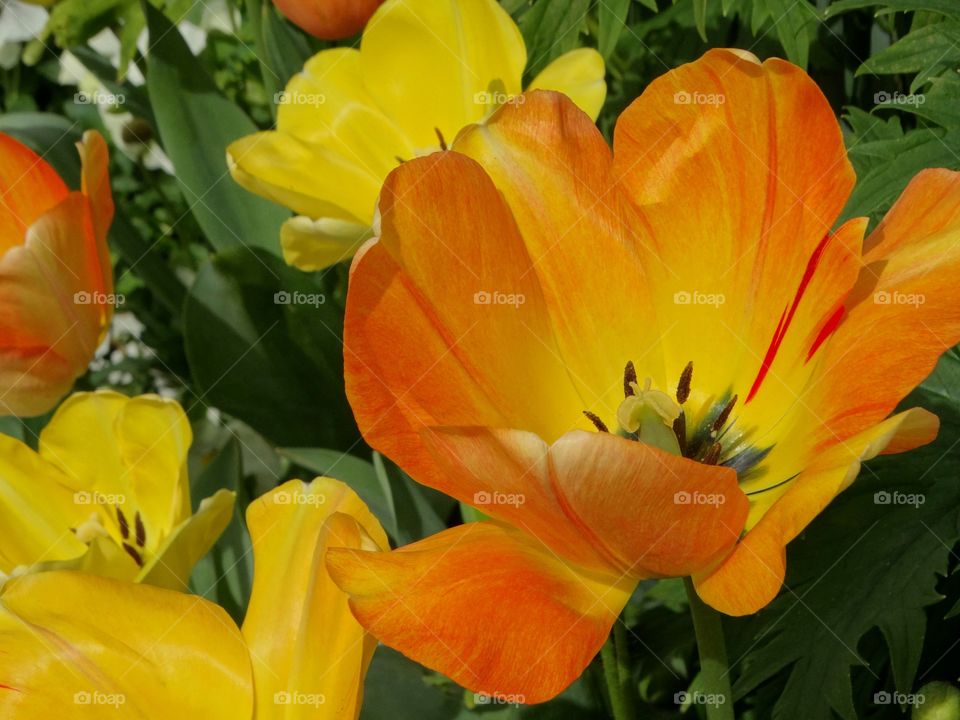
[826,0,960,20]
[857,20,960,77]
[599,0,632,59]
[142,2,287,252]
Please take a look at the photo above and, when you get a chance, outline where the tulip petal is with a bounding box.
[360,0,526,148]
[274,0,382,39]
[77,130,114,296]
[423,427,748,577]
[0,132,67,253]
[693,407,938,616]
[327,521,633,703]
[281,215,375,271]
[529,48,607,120]
[612,49,855,419]
[242,479,388,719]
[0,571,254,718]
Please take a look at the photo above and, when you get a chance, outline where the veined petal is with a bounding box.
[242,479,388,720]
[281,215,374,271]
[0,571,254,718]
[423,427,748,577]
[360,0,526,148]
[528,48,607,120]
[694,407,938,616]
[77,130,114,297]
[327,521,633,703]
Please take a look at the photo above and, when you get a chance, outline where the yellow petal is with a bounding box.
[0,571,254,718]
[137,489,236,591]
[242,479,388,720]
[281,215,374,271]
[528,48,607,120]
[360,0,526,148]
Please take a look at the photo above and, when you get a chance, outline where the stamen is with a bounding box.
[623,361,637,397]
[673,413,687,455]
[395,155,407,165]
[122,543,143,566]
[583,410,609,433]
[435,128,448,151]
[676,361,693,404]
[116,507,130,540]
[712,394,738,433]
[135,512,146,548]
[702,442,723,465]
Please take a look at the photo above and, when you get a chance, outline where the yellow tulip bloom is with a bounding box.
[228,0,606,271]
[0,478,388,719]
[0,390,234,590]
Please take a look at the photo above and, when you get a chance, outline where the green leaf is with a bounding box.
[189,437,253,625]
[731,350,960,720]
[372,452,455,546]
[262,4,316,90]
[183,246,358,449]
[142,2,287,252]
[519,0,591,80]
[598,0,632,59]
[856,20,960,77]
[692,0,709,40]
[278,447,396,538]
[0,113,83,187]
[767,0,814,67]
[826,0,960,20]
[360,647,460,720]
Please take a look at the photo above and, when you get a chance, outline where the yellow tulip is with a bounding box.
[0,478,388,719]
[228,0,606,271]
[0,390,234,590]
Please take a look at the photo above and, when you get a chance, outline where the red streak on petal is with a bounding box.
[806,305,845,362]
[746,232,833,403]
[0,684,19,693]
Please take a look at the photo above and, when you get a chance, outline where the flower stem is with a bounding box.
[600,630,630,720]
[684,578,735,720]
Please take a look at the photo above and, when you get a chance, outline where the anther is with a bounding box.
[623,361,638,397]
[676,361,693,404]
[435,127,448,151]
[712,394,738,433]
[116,507,130,540]
[583,410,609,433]
[673,413,687,456]
[123,543,143,566]
[135,512,146,548]
[702,442,723,465]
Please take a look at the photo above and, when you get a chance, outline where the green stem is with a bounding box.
[613,620,636,717]
[684,578,735,720]
[600,633,630,720]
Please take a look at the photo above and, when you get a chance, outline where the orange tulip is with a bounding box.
[0,130,114,417]
[273,0,383,39]
[328,48,960,702]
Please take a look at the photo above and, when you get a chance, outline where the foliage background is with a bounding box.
[1,0,958,717]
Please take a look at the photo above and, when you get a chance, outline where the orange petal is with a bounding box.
[612,49,855,413]
[344,152,585,494]
[799,168,960,447]
[327,521,634,703]
[422,427,748,577]
[453,90,664,421]
[694,407,938,616]
[0,133,67,253]
[273,0,383,40]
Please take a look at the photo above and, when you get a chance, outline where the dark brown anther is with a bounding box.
[712,394,738,433]
[623,361,638,397]
[134,512,146,548]
[435,127,448,151]
[395,155,407,165]
[116,507,130,540]
[583,410,609,433]
[673,413,687,456]
[676,361,693,404]
[123,543,144,566]
[702,442,723,465]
